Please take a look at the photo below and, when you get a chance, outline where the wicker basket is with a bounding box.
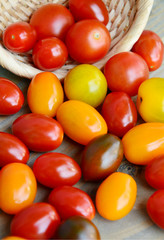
[0,0,154,80]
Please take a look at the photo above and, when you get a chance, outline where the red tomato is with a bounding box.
[10,202,60,239]
[101,92,138,137]
[69,0,109,25]
[0,132,29,167]
[3,22,36,53]
[32,37,68,71]
[104,52,149,96]
[66,19,111,63]
[132,30,164,71]
[33,152,81,188]
[12,113,63,152]
[0,77,24,115]
[147,190,164,229]
[48,186,95,220]
[30,4,74,41]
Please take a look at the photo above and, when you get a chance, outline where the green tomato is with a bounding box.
[64,64,107,107]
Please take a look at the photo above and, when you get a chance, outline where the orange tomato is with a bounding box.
[0,163,37,214]
[2,237,26,240]
[27,72,64,117]
[96,172,137,220]
[56,100,107,145]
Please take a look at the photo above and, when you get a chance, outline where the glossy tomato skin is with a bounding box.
[81,134,123,181]
[102,92,137,137]
[69,0,109,25]
[32,37,68,71]
[104,52,149,96]
[33,152,81,188]
[132,30,164,71]
[11,202,60,239]
[30,4,74,41]
[2,237,26,240]
[0,163,37,214]
[66,19,111,63]
[3,22,37,53]
[12,113,63,152]
[0,77,24,115]
[48,186,95,220]
[0,132,29,167]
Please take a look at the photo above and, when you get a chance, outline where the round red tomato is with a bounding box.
[0,77,24,115]
[12,113,63,152]
[104,52,149,96]
[66,19,111,63]
[3,22,36,53]
[69,0,109,25]
[32,37,68,71]
[102,92,138,137]
[30,4,74,41]
[10,202,60,239]
[132,30,164,71]
[48,186,95,220]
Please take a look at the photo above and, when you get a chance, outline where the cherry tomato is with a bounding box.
[96,172,137,220]
[132,30,164,71]
[102,92,138,137]
[0,132,29,167]
[12,113,63,152]
[30,4,74,41]
[2,237,26,240]
[66,19,111,63]
[69,0,109,25]
[0,77,24,115]
[3,22,36,53]
[32,37,68,71]
[104,52,149,96]
[11,202,60,239]
[33,152,81,188]
[0,163,37,214]
[147,190,164,229]
[48,186,95,220]
[81,134,123,181]
[27,72,64,117]
[56,100,107,145]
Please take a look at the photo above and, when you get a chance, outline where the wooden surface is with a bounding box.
[0,0,164,239]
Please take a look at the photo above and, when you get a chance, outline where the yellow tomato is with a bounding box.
[56,100,107,145]
[27,72,64,117]
[96,172,137,220]
[2,237,26,240]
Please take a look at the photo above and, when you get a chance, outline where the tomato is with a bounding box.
[30,4,74,41]
[27,72,64,117]
[12,113,63,152]
[132,30,164,71]
[122,122,164,165]
[0,132,29,167]
[64,64,107,107]
[102,92,138,137]
[147,190,164,229]
[32,37,68,71]
[96,172,137,220]
[48,186,95,220]
[104,52,149,96]
[66,19,111,63]
[56,100,107,145]
[2,237,26,240]
[0,77,24,115]
[81,134,123,181]
[69,0,109,25]
[3,22,36,53]
[55,216,100,239]
[33,152,81,188]
[0,163,37,214]
[10,202,60,239]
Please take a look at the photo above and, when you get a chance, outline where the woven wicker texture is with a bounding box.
[0,0,154,79]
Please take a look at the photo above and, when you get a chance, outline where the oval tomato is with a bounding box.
[12,113,63,152]
[10,202,60,239]
[66,19,111,63]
